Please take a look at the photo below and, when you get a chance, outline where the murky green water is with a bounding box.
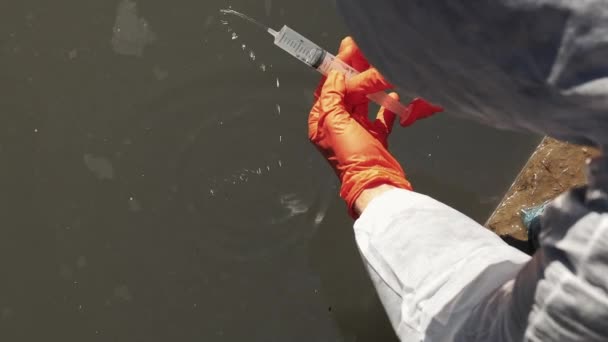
[0,1,537,341]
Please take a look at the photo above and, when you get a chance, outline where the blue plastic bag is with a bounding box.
[520,202,550,252]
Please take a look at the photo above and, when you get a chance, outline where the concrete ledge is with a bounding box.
[485,137,599,240]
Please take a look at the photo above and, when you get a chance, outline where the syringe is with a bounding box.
[220,9,441,124]
[268,25,411,118]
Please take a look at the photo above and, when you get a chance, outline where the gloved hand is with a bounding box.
[308,37,442,218]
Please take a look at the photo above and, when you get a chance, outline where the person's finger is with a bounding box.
[336,37,370,72]
[313,75,328,101]
[319,71,348,126]
[308,99,323,142]
[374,92,400,137]
[346,68,393,105]
[337,36,357,54]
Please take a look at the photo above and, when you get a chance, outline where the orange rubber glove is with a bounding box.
[308,37,442,218]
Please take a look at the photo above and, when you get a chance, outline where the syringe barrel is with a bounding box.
[315,52,408,116]
[273,25,408,118]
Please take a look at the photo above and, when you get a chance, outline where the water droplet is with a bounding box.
[128,196,141,212]
[68,49,78,59]
[276,78,280,88]
[279,135,282,142]
[114,285,132,301]
[76,256,87,269]
[276,104,281,115]
[259,64,266,72]
[153,66,169,80]
[249,50,256,61]
[231,32,238,40]
[203,15,214,29]
[241,44,246,50]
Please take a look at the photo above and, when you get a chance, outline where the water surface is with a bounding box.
[0,1,537,341]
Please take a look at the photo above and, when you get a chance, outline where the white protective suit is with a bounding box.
[336,1,608,341]
[356,158,608,341]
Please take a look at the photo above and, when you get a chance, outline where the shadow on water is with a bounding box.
[309,198,400,342]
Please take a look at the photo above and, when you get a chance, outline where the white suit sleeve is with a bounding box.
[354,189,531,341]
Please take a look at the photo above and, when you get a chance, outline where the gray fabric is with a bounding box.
[336,0,608,147]
[337,3,608,340]
[455,157,608,341]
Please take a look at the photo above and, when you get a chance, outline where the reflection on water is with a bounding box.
[111,0,156,57]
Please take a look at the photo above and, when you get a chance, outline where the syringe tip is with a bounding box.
[268,28,278,38]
